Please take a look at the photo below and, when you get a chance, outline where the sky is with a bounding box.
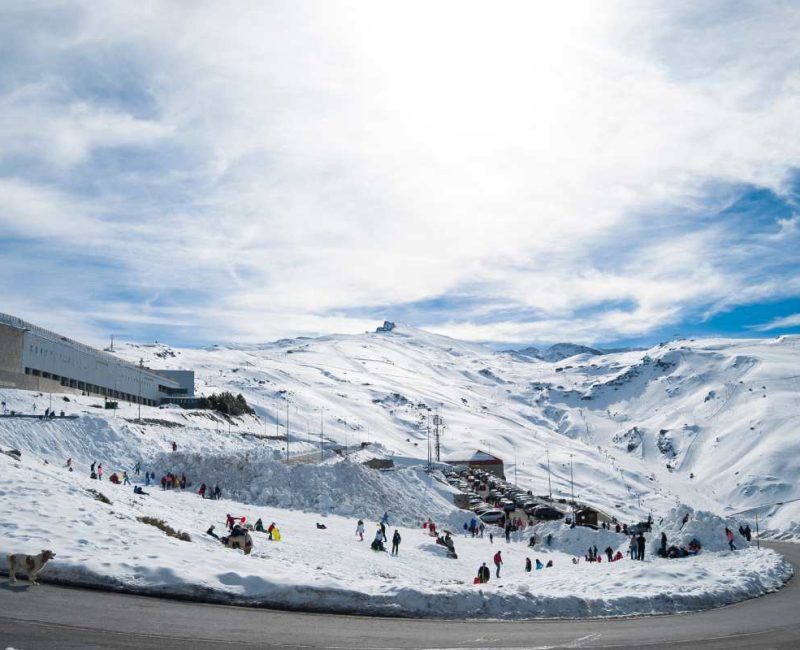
[1,0,800,349]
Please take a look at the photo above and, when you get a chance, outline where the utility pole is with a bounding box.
[569,453,575,519]
[285,400,290,462]
[546,449,552,501]
[755,512,760,549]
[426,408,432,471]
[315,406,328,461]
[433,407,443,462]
[514,450,517,487]
[137,358,143,423]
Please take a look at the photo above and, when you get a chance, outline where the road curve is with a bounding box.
[1,541,797,649]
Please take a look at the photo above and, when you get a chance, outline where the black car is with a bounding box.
[532,506,564,520]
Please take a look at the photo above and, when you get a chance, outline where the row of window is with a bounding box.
[24,367,158,406]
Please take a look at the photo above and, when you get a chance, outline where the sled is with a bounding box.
[272,528,281,541]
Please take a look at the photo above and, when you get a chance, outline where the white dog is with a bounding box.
[7,549,56,585]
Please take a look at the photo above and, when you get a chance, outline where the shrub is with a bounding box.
[88,489,112,505]
[198,391,254,417]
[138,516,192,542]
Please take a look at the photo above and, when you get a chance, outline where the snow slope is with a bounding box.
[83,327,800,539]
[3,327,800,539]
[1,451,791,619]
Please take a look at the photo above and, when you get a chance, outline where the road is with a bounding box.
[1,541,797,649]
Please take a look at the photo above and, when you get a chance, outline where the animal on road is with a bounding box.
[6,550,56,585]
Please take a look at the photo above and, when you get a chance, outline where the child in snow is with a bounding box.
[372,528,386,552]
[493,550,503,578]
[356,520,365,541]
[535,559,543,570]
[725,527,736,551]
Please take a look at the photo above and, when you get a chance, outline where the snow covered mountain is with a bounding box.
[2,323,799,539]
[105,324,800,539]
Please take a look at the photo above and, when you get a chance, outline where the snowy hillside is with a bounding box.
[2,325,800,538]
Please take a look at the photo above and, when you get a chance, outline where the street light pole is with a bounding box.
[569,453,575,516]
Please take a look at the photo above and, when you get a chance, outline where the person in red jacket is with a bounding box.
[493,550,503,578]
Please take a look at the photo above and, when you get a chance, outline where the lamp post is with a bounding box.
[315,406,328,462]
[285,400,290,462]
[569,453,575,520]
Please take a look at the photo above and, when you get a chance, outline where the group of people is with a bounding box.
[198,483,222,500]
[369,513,402,555]
[585,544,624,563]
[160,472,188,490]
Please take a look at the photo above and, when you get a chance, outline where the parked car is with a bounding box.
[628,521,652,534]
[479,509,505,524]
[501,501,517,513]
[532,506,564,520]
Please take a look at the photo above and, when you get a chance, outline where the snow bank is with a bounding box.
[530,521,629,556]
[653,506,749,553]
[1,453,793,620]
[150,449,464,528]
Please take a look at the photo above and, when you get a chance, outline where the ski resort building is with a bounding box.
[446,449,505,478]
[0,313,194,406]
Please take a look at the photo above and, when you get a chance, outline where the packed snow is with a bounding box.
[0,452,791,618]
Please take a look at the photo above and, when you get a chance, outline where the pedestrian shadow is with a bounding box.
[0,580,33,592]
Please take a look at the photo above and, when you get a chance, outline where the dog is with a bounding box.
[7,550,56,585]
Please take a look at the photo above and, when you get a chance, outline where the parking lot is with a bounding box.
[445,467,571,529]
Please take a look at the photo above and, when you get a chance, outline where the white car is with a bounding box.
[478,509,505,524]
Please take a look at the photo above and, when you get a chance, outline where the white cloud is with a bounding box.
[752,314,800,332]
[0,0,799,344]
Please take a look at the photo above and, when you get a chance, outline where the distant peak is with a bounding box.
[375,321,396,333]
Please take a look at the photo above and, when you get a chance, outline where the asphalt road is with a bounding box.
[1,541,797,650]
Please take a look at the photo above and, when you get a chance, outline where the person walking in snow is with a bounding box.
[493,550,503,578]
[605,546,613,562]
[391,530,401,556]
[172,441,177,452]
[478,562,490,584]
[97,464,103,480]
[123,471,131,486]
[660,532,667,556]
[198,483,206,498]
[636,533,646,560]
[744,524,752,542]
[356,519,365,541]
[479,522,485,538]
[214,485,221,500]
[133,461,141,476]
[90,461,96,474]
[725,527,736,551]
[628,536,636,560]
[525,557,532,572]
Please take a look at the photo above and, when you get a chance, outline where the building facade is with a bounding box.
[0,313,193,406]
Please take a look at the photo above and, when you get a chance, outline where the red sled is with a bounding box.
[473,577,481,584]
